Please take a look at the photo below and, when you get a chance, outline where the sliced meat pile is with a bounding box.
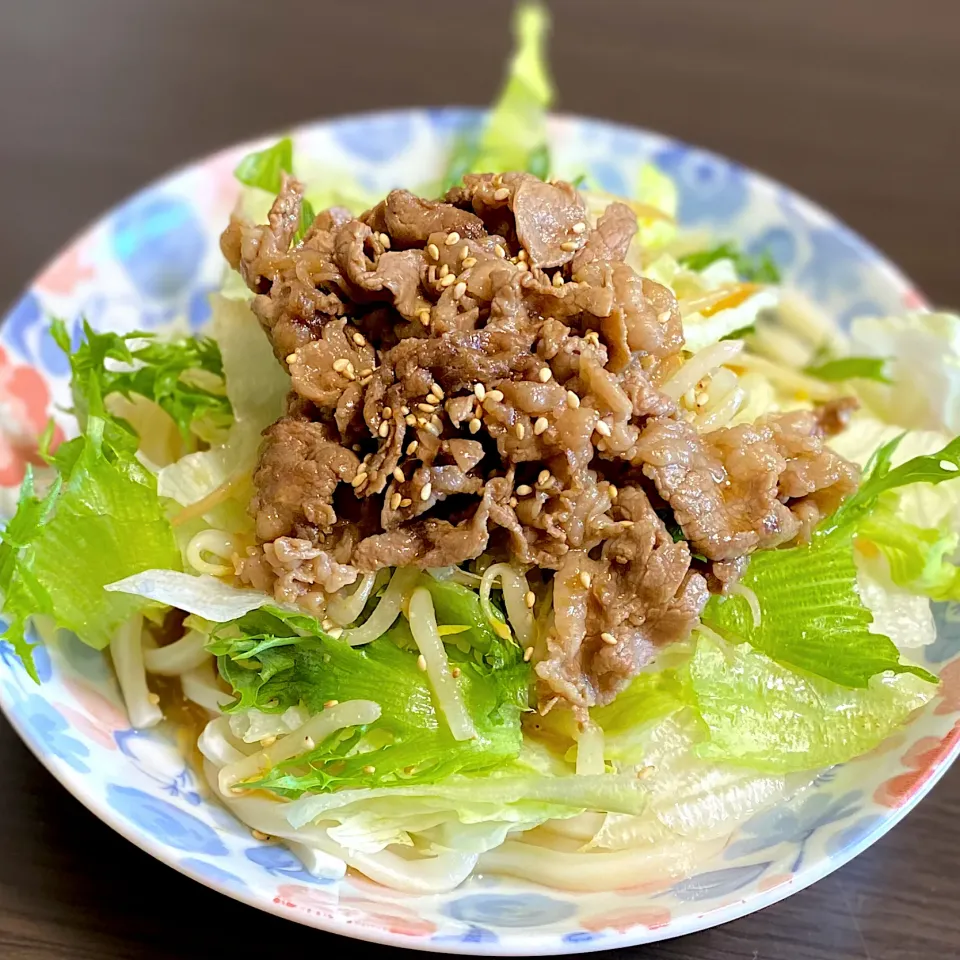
[221,171,860,717]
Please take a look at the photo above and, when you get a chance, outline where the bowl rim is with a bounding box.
[0,105,944,955]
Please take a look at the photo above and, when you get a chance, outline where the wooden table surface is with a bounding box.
[1,2,958,957]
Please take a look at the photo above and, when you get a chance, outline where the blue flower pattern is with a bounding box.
[725,790,863,872]
[106,785,227,855]
[445,893,576,927]
[0,108,955,949]
[244,843,333,885]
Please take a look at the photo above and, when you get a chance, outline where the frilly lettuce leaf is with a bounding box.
[0,401,180,679]
[442,1,553,189]
[804,356,891,384]
[212,588,530,796]
[234,137,294,194]
[50,318,231,449]
[686,634,935,773]
[678,241,781,284]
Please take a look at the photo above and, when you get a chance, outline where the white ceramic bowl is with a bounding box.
[1,109,957,954]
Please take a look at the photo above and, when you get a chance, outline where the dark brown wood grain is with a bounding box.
[0,1,958,957]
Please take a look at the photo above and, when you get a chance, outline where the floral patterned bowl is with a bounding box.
[1,109,957,955]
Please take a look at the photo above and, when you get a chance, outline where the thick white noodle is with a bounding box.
[693,385,746,432]
[228,706,310,744]
[575,723,606,776]
[540,812,606,841]
[110,615,162,729]
[143,630,210,676]
[205,760,478,891]
[185,529,238,577]
[218,700,382,794]
[198,716,253,766]
[479,835,727,891]
[480,562,534,646]
[341,567,420,646]
[660,340,744,400]
[408,587,477,741]
[181,659,234,713]
[326,572,377,627]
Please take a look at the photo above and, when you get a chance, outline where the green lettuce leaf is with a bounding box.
[213,594,531,796]
[701,519,935,687]
[234,137,294,194]
[858,500,960,601]
[442,1,553,189]
[687,634,935,773]
[678,242,781,284]
[51,318,232,445]
[0,401,181,679]
[804,356,891,384]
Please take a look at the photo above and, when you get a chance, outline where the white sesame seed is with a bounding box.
[419,309,431,327]
[417,654,427,671]
[390,492,402,510]
[474,383,486,401]
[451,667,461,679]
[600,631,617,645]
[453,281,467,300]
[420,482,432,501]
[552,273,565,287]
[147,692,160,705]
[462,256,477,268]
[534,417,549,435]
[425,421,442,436]
[417,417,427,428]
[517,249,527,262]
[696,392,710,407]
[359,367,374,377]
[657,309,672,324]
[427,243,440,260]
[516,484,532,496]
[683,387,696,409]
[322,618,334,630]
[595,420,612,438]
[378,421,390,437]
[469,417,482,434]
[363,764,376,774]
[400,497,412,507]
[441,273,456,287]
[382,406,393,419]
[333,358,349,373]
[560,240,578,252]
[303,737,315,750]
[393,467,405,483]
[260,735,277,746]
[566,390,581,409]
[405,414,417,426]
[406,440,419,455]
[445,232,461,246]
[512,422,523,440]
[579,570,593,589]
[523,646,534,662]
[486,389,504,402]
[537,469,551,486]
[439,263,450,278]
[324,699,339,709]
[379,232,391,249]
[459,245,469,259]
[328,627,343,639]
[418,402,437,413]
[608,484,618,500]
[252,829,270,841]
[431,383,445,399]
[494,244,506,258]
[525,590,536,609]
[352,332,366,346]
[538,367,552,383]
[351,471,367,487]
[515,261,529,273]
[401,405,410,415]
[572,221,586,234]
[508,496,518,507]
[493,187,510,201]
[285,352,298,364]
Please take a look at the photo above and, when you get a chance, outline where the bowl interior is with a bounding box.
[0,108,956,955]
